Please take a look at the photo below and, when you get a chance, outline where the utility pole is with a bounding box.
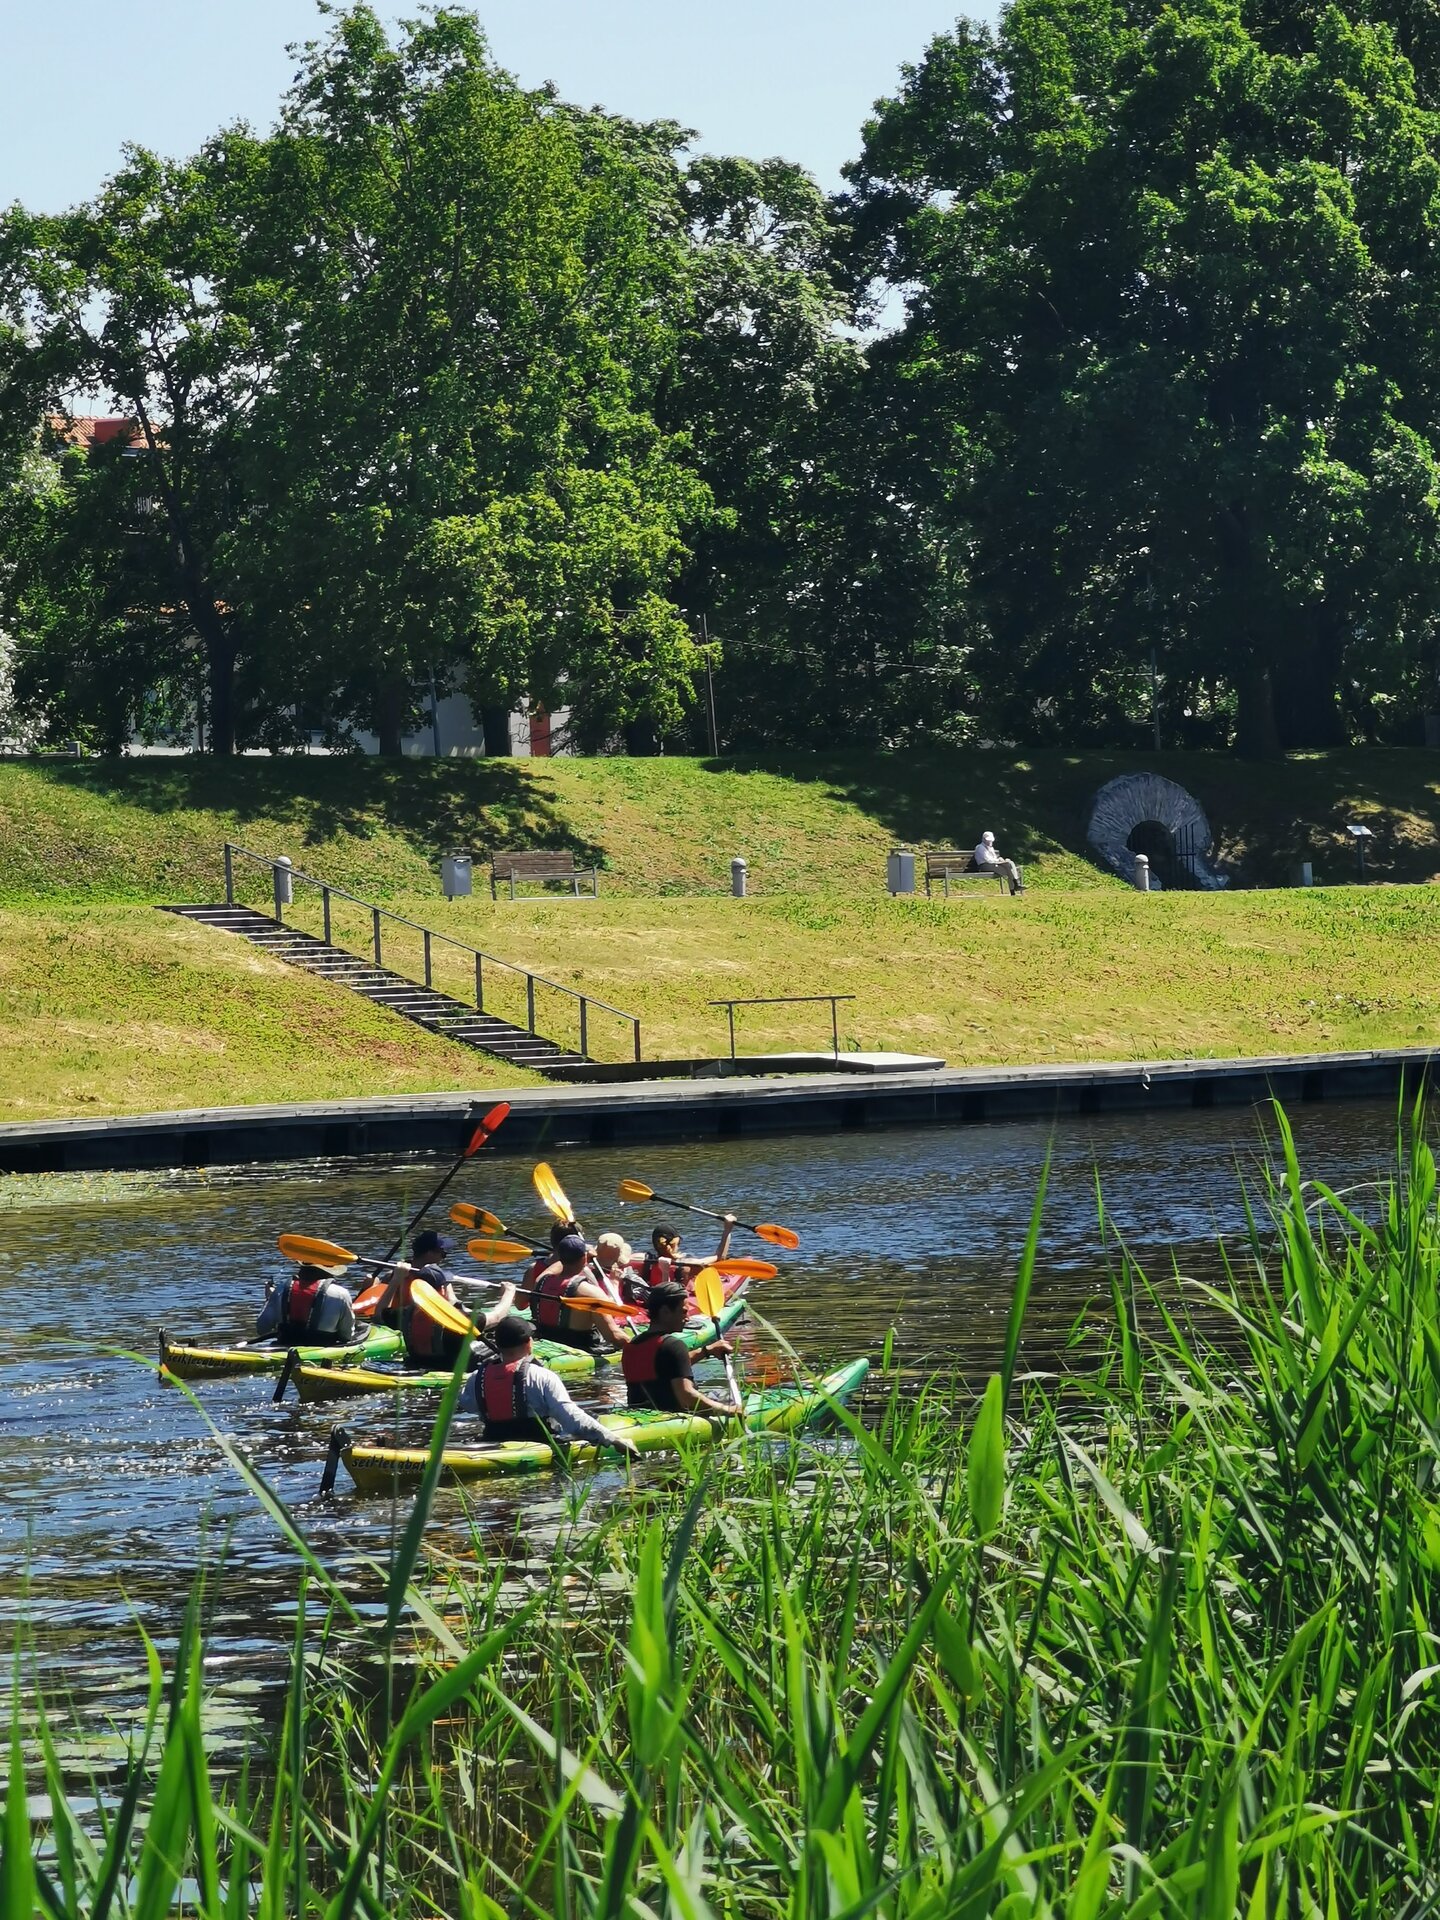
[1150,646,1161,752]
[428,664,443,758]
[702,614,719,756]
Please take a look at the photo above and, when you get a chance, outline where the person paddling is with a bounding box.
[377,1229,517,1367]
[465,1315,641,1457]
[531,1232,626,1353]
[621,1280,742,1418]
[257,1258,357,1347]
[632,1217,737,1297]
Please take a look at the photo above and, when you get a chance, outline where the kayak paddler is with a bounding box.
[530,1231,627,1353]
[632,1218,737,1295]
[376,1229,517,1367]
[464,1314,641,1457]
[620,1280,742,1418]
[257,1257,357,1347]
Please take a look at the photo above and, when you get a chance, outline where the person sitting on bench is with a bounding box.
[974,831,1024,895]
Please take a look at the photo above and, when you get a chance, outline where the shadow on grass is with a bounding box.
[699,746,1440,886]
[21,757,609,871]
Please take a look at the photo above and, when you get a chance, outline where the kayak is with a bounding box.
[332,1357,869,1493]
[158,1320,404,1383]
[290,1296,750,1404]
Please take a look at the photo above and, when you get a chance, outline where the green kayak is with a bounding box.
[290,1297,749,1404]
[158,1320,403,1383]
[331,1356,869,1493]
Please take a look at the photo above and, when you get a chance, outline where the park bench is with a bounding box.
[490,849,600,900]
[923,850,1013,897]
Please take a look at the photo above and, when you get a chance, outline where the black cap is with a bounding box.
[646,1280,688,1313]
[555,1232,588,1263]
[493,1315,534,1350]
[412,1230,450,1259]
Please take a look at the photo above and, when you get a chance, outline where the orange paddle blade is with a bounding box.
[533,1161,574,1223]
[448,1202,506,1233]
[465,1103,511,1154]
[715,1257,778,1281]
[693,1265,724,1322]
[466,1236,540,1263]
[352,1280,385,1316]
[277,1233,357,1267]
[410,1276,475,1338]
[755,1223,801,1251]
[617,1178,653,1203]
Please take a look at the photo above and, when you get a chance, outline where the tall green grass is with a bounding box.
[10,1104,1440,1914]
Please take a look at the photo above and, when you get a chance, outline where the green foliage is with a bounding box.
[849,0,1440,755]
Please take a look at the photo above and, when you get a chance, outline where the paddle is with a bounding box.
[415,1272,638,1327]
[447,1202,508,1235]
[693,1265,743,1409]
[712,1257,779,1282]
[616,1177,801,1251]
[381,1102,511,1264]
[533,1161,577,1225]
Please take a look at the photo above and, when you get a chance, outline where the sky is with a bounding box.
[0,0,981,213]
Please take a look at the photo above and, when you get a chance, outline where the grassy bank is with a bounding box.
[14,1120,1440,1912]
[323,882,1440,1065]
[0,906,529,1121]
[5,745,1440,903]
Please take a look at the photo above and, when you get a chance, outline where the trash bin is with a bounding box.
[887,849,916,896]
[272,855,293,914]
[441,852,473,900]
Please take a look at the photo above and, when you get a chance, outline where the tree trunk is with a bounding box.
[188,600,235,755]
[376,678,407,756]
[1273,607,1345,749]
[1234,657,1282,758]
[480,706,512,755]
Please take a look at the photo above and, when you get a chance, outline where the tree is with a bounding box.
[848,0,1440,753]
[229,6,713,755]
[0,146,266,752]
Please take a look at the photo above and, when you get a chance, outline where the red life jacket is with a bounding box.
[532,1265,595,1342]
[621,1329,688,1412]
[280,1272,328,1337]
[475,1357,548,1443]
[401,1288,465,1365]
[639,1252,676,1290]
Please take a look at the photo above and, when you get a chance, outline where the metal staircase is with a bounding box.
[159,846,643,1079]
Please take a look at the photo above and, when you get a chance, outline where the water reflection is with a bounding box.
[0,1098,1404,1705]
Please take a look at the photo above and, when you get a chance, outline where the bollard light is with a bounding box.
[273,854,293,917]
[1346,823,1373,883]
[731,857,748,899]
[1133,853,1150,892]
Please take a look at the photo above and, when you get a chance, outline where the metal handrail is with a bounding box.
[708,993,856,1061]
[223,841,641,1062]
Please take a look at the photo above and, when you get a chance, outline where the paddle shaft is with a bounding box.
[382,1105,508,1263]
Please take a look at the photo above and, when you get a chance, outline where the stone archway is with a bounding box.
[1085,773,1228,890]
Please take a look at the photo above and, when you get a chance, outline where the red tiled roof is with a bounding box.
[45,414,147,451]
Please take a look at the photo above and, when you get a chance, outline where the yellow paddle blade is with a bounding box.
[278,1233,357,1267]
[448,1202,506,1234]
[532,1161,574,1223]
[755,1223,801,1251]
[466,1236,539,1263]
[693,1265,724,1322]
[410,1276,475,1338]
[715,1257,778,1281]
[617,1177,654,1203]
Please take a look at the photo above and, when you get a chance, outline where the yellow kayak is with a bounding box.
[158,1321,403,1382]
[331,1358,869,1493]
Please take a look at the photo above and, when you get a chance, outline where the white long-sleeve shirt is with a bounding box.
[462,1358,615,1448]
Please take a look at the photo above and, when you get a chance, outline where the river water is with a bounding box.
[0,1098,1407,1739]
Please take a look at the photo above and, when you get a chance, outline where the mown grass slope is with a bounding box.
[5,744,1440,902]
[0,906,532,1122]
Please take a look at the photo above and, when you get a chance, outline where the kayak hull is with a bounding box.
[158,1321,403,1382]
[338,1356,868,1492]
[293,1297,749,1404]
